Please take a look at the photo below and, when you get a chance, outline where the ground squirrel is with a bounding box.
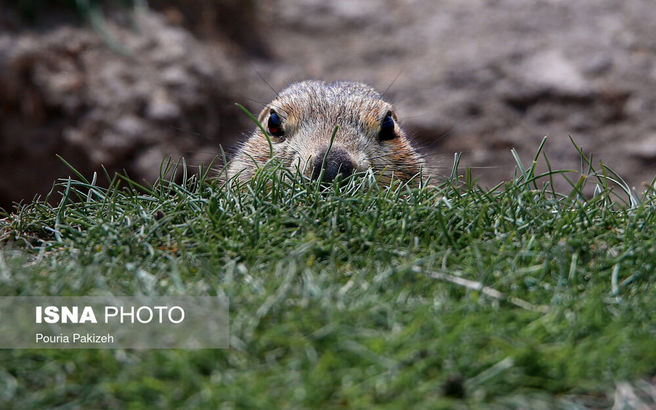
[227,80,426,184]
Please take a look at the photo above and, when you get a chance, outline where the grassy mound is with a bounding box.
[1,141,655,408]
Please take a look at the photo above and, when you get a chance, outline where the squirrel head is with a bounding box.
[229,80,425,184]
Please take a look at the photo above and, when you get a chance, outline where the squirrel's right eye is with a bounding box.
[267,111,284,137]
[378,111,397,141]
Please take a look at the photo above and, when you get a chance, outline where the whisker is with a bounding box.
[241,97,268,107]
[381,69,405,99]
[255,69,280,99]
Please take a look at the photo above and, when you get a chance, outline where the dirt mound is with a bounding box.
[0,7,248,209]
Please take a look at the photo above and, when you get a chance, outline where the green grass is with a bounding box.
[11,0,144,57]
[12,0,143,23]
[1,141,655,408]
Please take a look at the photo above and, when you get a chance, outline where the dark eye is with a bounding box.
[267,110,284,137]
[378,111,397,141]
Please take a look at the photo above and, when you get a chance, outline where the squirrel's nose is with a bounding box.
[312,148,355,183]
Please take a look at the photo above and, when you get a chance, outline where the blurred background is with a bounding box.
[1,0,656,210]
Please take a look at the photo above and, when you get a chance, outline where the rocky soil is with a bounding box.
[1,0,656,209]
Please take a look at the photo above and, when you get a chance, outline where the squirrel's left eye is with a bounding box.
[267,110,284,137]
[378,111,397,141]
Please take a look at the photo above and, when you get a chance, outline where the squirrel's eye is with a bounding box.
[378,111,397,141]
[267,110,284,137]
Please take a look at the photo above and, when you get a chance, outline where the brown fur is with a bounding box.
[227,81,426,184]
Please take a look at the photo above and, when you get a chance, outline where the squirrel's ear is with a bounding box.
[257,106,271,124]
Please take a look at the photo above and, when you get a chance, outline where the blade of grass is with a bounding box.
[236,103,273,159]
